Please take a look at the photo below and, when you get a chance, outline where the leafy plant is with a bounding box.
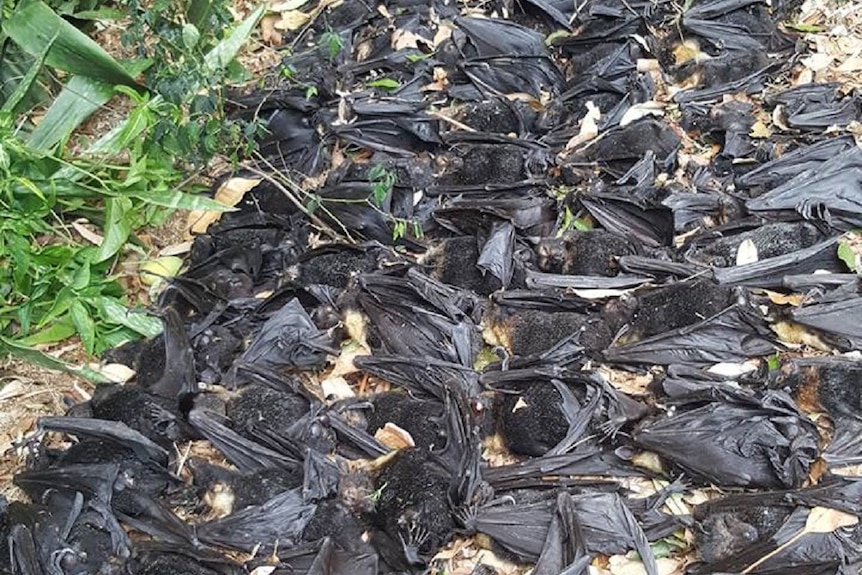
[320,28,343,61]
[0,0,261,372]
[368,164,396,206]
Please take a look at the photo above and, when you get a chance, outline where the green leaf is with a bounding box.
[16,318,77,346]
[28,75,115,150]
[71,259,91,290]
[367,77,400,90]
[95,196,133,262]
[70,299,95,354]
[124,187,234,211]
[186,0,214,30]
[203,5,265,72]
[767,352,781,371]
[95,296,162,337]
[70,7,126,20]
[787,22,824,33]
[838,241,859,273]
[0,335,109,383]
[0,31,55,116]
[182,23,201,49]
[3,0,141,88]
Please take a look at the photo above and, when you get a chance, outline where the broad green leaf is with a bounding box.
[95,196,132,262]
[203,5,265,72]
[3,0,141,88]
[71,7,125,20]
[187,0,214,30]
[36,285,75,329]
[125,188,235,211]
[182,23,201,49]
[838,241,860,273]
[95,296,162,337]
[0,32,54,116]
[28,75,115,150]
[71,259,91,290]
[16,318,77,346]
[0,335,109,383]
[70,299,95,354]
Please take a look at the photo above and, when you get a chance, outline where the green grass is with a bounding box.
[0,0,264,377]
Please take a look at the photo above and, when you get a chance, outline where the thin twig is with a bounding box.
[243,162,348,242]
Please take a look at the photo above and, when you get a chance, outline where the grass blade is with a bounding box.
[3,0,142,88]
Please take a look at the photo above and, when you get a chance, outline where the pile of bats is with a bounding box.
[4,0,862,573]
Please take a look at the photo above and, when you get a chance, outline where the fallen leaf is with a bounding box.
[140,256,184,286]
[87,363,136,383]
[186,177,260,236]
[563,100,601,151]
[0,379,27,402]
[620,101,665,127]
[71,219,104,246]
[749,119,772,138]
[320,376,355,400]
[277,9,311,30]
[260,14,283,45]
[374,423,415,450]
[736,238,759,265]
[764,290,806,306]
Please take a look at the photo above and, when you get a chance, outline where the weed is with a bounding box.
[0,0,261,372]
[368,164,397,207]
[320,29,344,61]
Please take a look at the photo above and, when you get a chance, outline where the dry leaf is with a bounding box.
[632,451,665,474]
[320,376,355,400]
[186,177,260,237]
[743,506,858,573]
[269,0,310,10]
[749,119,772,138]
[260,14,283,45]
[432,23,453,47]
[87,363,136,383]
[0,379,27,402]
[392,28,426,50]
[277,9,311,30]
[71,219,104,246]
[837,57,862,72]
[328,342,370,378]
[620,101,664,127]
[563,100,601,151]
[764,290,806,306]
[159,241,193,257]
[608,555,681,575]
[804,506,859,533]
[736,238,759,265]
[374,423,415,450]
[802,53,833,73]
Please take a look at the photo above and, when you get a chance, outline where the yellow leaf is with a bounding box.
[140,256,184,285]
[750,120,772,139]
[186,177,260,236]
